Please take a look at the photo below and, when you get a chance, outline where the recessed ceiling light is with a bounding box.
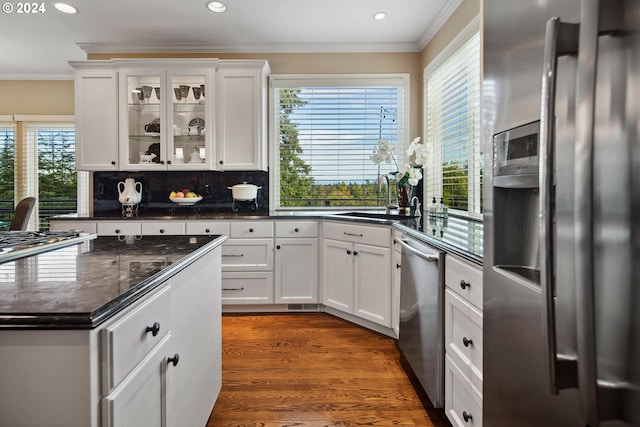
[54,3,78,14]
[206,1,227,13]
[373,12,387,20]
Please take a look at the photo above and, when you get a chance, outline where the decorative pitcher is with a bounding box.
[117,178,142,206]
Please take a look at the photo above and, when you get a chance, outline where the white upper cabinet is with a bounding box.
[116,60,217,171]
[71,61,119,171]
[216,60,270,171]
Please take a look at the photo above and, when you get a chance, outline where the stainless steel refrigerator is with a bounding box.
[483,0,640,426]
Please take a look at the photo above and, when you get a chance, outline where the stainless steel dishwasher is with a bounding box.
[396,235,445,408]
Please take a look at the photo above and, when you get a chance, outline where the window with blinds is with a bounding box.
[271,75,409,209]
[424,28,482,218]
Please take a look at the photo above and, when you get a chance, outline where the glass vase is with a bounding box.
[396,182,414,216]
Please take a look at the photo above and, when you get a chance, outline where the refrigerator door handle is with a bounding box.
[573,1,599,424]
[574,1,628,425]
[539,16,579,395]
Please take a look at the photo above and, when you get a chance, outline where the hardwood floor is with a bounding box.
[207,313,451,427]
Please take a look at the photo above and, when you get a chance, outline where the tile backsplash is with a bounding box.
[94,170,269,215]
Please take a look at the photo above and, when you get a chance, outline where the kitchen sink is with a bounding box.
[334,211,416,221]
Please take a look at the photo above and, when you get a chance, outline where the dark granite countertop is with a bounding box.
[0,234,227,329]
[53,209,483,265]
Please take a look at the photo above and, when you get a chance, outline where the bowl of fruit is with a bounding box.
[169,189,203,205]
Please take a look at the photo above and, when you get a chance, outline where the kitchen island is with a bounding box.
[0,234,227,427]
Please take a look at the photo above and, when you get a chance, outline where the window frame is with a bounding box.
[269,74,411,212]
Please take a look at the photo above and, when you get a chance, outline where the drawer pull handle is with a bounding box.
[145,322,160,337]
[343,232,363,237]
[460,280,471,290]
[463,411,473,422]
[222,287,245,291]
[462,337,473,347]
[222,254,244,257]
[294,227,299,232]
[167,353,180,367]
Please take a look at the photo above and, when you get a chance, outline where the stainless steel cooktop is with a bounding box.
[0,230,97,263]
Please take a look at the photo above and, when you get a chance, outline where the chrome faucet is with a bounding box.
[378,174,398,215]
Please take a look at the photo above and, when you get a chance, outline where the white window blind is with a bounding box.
[424,29,482,217]
[271,75,409,209]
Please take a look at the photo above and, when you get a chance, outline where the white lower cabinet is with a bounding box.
[102,248,222,427]
[444,255,483,427]
[275,220,319,304]
[322,221,392,327]
[221,220,275,305]
[221,271,274,304]
[445,355,482,427]
[102,334,171,427]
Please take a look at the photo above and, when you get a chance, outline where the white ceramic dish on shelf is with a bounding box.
[169,196,203,205]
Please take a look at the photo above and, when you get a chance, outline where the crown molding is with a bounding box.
[77,41,422,55]
[417,0,464,50]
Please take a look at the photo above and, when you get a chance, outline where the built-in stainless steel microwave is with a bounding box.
[492,120,540,188]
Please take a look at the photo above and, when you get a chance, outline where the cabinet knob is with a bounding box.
[145,322,160,337]
[167,353,180,367]
[249,228,254,233]
[111,161,116,165]
[463,411,473,422]
[294,228,299,232]
[115,229,120,234]
[276,245,281,250]
[205,228,210,233]
[460,280,471,290]
[219,160,224,165]
[353,251,358,256]
[167,160,172,165]
[396,263,401,269]
[346,250,352,255]
[159,229,165,234]
[462,337,473,347]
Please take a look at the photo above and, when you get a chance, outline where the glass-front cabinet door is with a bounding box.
[118,62,215,170]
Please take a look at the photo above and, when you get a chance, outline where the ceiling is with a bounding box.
[2,0,459,79]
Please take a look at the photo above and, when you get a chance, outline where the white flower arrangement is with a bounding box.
[371,137,428,186]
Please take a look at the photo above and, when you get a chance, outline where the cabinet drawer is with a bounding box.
[445,289,483,390]
[97,221,142,236]
[221,272,274,304]
[275,220,318,238]
[141,221,185,235]
[101,286,172,393]
[222,239,273,271]
[445,255,483,309]
[230,221,273,238]
[323,221,390,247]
[445,355,483,427]
[50,220,97,234]
[185,221,230,236]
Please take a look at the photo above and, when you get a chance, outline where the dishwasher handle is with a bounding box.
[396,239,439,263]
